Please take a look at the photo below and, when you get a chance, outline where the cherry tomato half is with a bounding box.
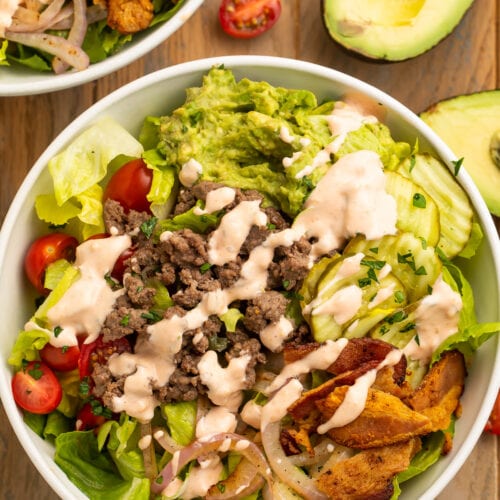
[78,336,132,379]
[40,343,81,372]
[24,233,78,295]
[485,390,500,435]
[75,401,109,431]
[86,233,135,283]
[103,158,153,213]
[219,0,282,39]
[12,361,63,414]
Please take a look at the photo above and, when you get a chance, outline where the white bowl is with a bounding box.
[0,0,203,96]
[0,56,499,499]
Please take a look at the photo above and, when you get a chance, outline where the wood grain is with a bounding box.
[0,0,498,498]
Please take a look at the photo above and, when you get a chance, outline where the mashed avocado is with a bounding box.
[142,67,337,216]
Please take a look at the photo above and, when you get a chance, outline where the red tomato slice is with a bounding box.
[75,402,109,431]
[40,343,80,372]
[12,361,63,414]
[484,390,500,435]
[219,0,282,39]
[103,158,153,213]
[78,336,132,379]
[24,233,78,295]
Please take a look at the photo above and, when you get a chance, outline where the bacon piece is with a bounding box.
[283,337,407,383]
[316,438,421,500]
[406,350,466,432]
[316,386,433,449]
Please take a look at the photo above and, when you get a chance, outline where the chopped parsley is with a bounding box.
[200,262,213,274]
[394,290,405,304]
[387,311,407,324]
[140,216,158,239]
[414,334,421,346]
[141,310,163,323]
[53,325,63,338]
[28,363,43,380]
[89,398,112,418]
[412,193,426,208]
[452,157,464,176]
[120,314,130,326]
[79,378,90,396]
[400,322,416,333]
[267,223,276,230]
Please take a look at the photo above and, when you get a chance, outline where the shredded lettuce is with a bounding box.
[162,400,197,446]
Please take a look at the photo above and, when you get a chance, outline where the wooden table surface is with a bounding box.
[0,0,498,498]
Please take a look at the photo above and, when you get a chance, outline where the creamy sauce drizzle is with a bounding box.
[293,150,397,260]
[259,316,294,352]
[312,284,363,325]
[265,338,349,394]
[196,406,237,439]
[317,348,403,433]
[404,275,462,363]
[208,200,267,266]
[179,158,203,187]
[46,235,131,347]
[261,378,303,430]
[193,186,236,215]
[198,351,251,412]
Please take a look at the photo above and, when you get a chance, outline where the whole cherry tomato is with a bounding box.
[40,343,81,372]
[24,233,78,295]
[103,158,153,213]
[484,390,500,435]
[219,0,282,39]
[78,335,132,379]
[12,361,63,414]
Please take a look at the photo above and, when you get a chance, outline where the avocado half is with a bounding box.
[322,0,474,61]
[420,90,500,216]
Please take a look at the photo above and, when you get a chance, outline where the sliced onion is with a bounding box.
[261,421,328,500]
[151,433,273,496]
[287,437,337,467]
[5,31,89,70]
[9,0,66,33]
[206,457,264,499]
[52,0,87,73]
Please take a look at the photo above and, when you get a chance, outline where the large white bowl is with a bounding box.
[0,0,203,96]
[0,56,499,499]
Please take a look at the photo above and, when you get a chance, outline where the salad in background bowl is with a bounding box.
[0,56,499,499]
[0,0,203,96]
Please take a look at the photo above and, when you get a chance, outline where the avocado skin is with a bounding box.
[420,90,500,217]
[321,0,474,62]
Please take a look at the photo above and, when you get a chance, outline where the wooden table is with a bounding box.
[0,0,498,498]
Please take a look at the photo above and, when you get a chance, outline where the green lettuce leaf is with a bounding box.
[23,411,47,437]
[162,400,197,446]
[155,203,221,235]
[1,40,10,66]
[54,431,150,500]
[218,308,244,332]
[8,329,49,370]
[44,259,73,291]
[43,411,73,442]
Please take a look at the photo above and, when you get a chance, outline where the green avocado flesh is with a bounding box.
[420,90,500,216]
[322,0,473,61]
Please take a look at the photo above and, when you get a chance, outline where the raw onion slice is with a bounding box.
[52,0,87,73]
[151,432,273,496]
[5,31,89,70]
[9,0,66,32]
[261,421,328,500]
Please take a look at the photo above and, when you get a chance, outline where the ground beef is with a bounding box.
[161,229,208,267]
[243,291,289,334]
[124,274,156,308]
[103,199,151,235]
[214,258,242,288]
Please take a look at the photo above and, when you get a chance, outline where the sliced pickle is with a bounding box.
[344,232,442,302]
[384,170,440,247]
[305,255,407,343]
[370,302,419,349]
[397,153,473,259]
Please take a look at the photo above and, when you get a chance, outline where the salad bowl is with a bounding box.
[0,0,203,96]
[0,56,499,499]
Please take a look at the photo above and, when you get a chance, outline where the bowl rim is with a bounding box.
[0,0,204,96]
[0,55,499,499]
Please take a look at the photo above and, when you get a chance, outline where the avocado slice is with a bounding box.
[322,0,473,61]
[420,90,500,216]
